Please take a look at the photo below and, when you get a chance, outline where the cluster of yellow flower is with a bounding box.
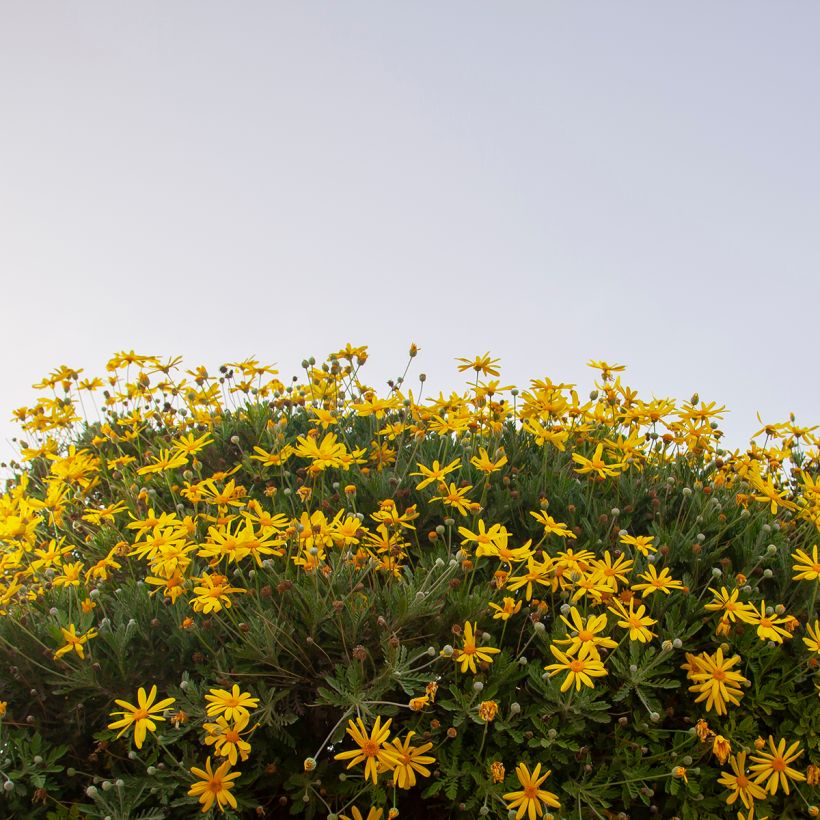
[1,347,819,815]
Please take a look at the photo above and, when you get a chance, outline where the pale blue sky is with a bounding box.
[1,2,819,461]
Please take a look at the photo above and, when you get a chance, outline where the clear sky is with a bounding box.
[1,2,819,462]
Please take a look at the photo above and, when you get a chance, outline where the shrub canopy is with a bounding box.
[0,347,818,819]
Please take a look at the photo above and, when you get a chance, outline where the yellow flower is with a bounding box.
[470,447,508,474]
[203,713,254,766]
[334,716,398,784]
[544,643,608,692]
[673,766,688,784]
[704,587,756,624]
[618,533,656,557]
[0,701,7,719]
[340,808,383,820]
[490,760,506,783]
[529,510,576,539]
[429,482,474,517]
[746,601,792,644]
[687,647,748,715]
[53,624,98,660]
[631,564,684,596]
[383,731,435,789]
[107,685,176,749]
[409,458,461,490]
[555,607,617,659]
[187,756,240,813]
[607,599,656,643]
[456,353,501,377]
[503,762,561,819]
[792,544,820,582]
[489,596,522,621]
[452,621,501,674]
[204,685,259,722]
[748,736,806,795]
[717,751,767,809]
[572,443,626,479]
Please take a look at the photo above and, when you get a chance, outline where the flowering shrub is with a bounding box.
[0,346,818,819]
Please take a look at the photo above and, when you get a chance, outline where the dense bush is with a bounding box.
[0,347,818,819]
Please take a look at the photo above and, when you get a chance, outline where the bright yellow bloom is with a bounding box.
[529,510,576,539]
[489,596,522,621]
[470,447,507,473]
[686,647,748,715]
[748,736,805,795]
[203,712,254,765]
[429,482,474,517]
[619,533,656,556]
[410,458,461,490]
[792,544,820,582]
[452,621,501,674]
[607,599,656,643]
[572,443,626,479]
[340,808,383,820]
[383,731,435,789]
[704,587,756,624]
[187,756,240,813]
[803,619,820,653]
[136,448,188,476]
[53,623,98,660]
[544,643,608,692]
[503,762,561,819]
[456,353,501,377]
[204,685,259,722]
[191,573,246,614]
[107,685,176,748]
[746,601,792,644]
[717,752,768,809]
[334,716,398,784]
[631,564,684,596]
[555,607,617,659]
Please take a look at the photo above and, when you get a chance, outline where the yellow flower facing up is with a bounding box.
[503,762,561,820]
[334,716,398,784]
[53,623,98,660]
[204,685,259,722]
[717,751,767,809]
[572,443,626,480]
[107,685,176,749]
[452,621,501,674]
[429,482,474,517]
[409,458,461,491]
[203,712,255,766]
[383,731,436,789]
[792,544,820,582]
[748,736,806,795]
[607,599,657,643]
[470,446,508,474]
[704,587,756,624]
[544,643,608,692]
[631,564,684,596]
[746,601,792,644]
[686,647,748,715]
[555,607,617,659]
[188,756,240,814]
[618,532,656,557]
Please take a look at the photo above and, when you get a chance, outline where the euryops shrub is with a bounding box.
[0,347,818,820]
